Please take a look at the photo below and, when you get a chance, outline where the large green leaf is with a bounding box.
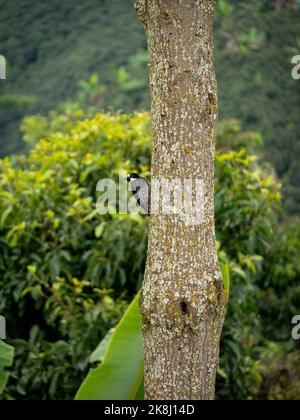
[0,340,14,395]
[75,293,144,400]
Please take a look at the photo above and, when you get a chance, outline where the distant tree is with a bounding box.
[135,0,227,400]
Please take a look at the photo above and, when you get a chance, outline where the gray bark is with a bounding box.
[135,0,227,400]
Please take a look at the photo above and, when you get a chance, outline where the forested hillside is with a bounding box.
[0,0,300,212]
[0,0,147,153]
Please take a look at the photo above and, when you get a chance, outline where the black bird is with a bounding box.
[126,173,150,215]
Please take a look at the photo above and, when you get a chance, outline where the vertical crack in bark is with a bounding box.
[136,0,227,400]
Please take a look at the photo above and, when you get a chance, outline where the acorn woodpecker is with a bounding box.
[127,173,150,214]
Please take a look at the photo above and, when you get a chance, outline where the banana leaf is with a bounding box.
[75,293,144,400]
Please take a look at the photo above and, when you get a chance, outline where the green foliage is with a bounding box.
[76,293,144,401]
[0,0,298,400]
[0,94,38,110]
[1,107,297,400]
[0,340,14,395]
[259,350,300,400]
[215,121,282,400]
[217,0,234,18]
[220,263,231,298]
[0,112,150,399]
[257,219,300,342]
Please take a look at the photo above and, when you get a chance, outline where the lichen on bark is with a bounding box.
[135,0,227,400]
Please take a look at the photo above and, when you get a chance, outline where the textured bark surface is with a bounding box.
[135,0,227,400]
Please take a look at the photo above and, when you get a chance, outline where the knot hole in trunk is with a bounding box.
[180,300,189,315]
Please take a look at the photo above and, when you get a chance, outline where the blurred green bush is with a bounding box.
[0,112,151,399]
[0,110,299,400]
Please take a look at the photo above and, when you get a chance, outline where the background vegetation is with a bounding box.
[1,0,300,212]
[0,0,300,400]
[0,107,299,400]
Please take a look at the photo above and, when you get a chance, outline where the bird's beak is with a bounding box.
[126,176,130,182]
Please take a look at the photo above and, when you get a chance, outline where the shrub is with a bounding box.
[0,111,296,400]
[0,112,151,399]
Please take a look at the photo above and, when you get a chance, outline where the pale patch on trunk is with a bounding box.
[135,0,227,400]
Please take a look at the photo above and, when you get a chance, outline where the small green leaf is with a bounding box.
[0,371,9,395]
[232,266,247,280]
[0,340,14,395]
[217,368,228,380]
[220,263,231,297]
[95,222,106,238]
[27,265,37,275]
[0,207,12,229]
[0,340,14,368]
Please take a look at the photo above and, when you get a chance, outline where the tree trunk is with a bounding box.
[135,0,227,400]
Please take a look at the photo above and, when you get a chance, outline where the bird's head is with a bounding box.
[126,173,140,183]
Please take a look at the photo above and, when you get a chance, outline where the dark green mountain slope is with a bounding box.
[0,0,146,154]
